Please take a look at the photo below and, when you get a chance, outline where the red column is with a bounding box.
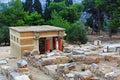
[46,39,50,52]
[58,38,63,51]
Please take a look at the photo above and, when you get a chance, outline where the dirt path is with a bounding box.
[29,66,53,80]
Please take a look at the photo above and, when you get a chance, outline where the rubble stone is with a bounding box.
[55,56,69,64]
[32,61,41,68]
[104,71,120,80]
[0,74,8,80]
[14,75,30,80]
[8,72,20,80]
[75,70,93,80]
[0,66,16,78]
[94,40,102,46]
[72,50,85,55]
[23,50,31,57]
[90,77,100,80]
[104,56,117,62]
[41,57,56,65]
[31,49,39,56]
[97,66,114,76]
[117,58,120,67]
[63,47,73,53]
[44,65,57,78]
[16,68,29,73]
[65,73,75,80]
[89,63,99,73]
[84,56,100,64]
[71,55,86,62]
[17,59,28,68]
[0,58,8,65]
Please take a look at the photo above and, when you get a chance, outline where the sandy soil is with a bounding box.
[0,46,53,80]
[0,46,11,57]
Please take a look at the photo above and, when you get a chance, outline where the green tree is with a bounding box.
[24,12,44,25]
[0,0,27,26]
[44,0,51,20]
[59,4,83,23]
[46,2,83,23]
[94,0,120,37]
[108,18,120,33]
[23,0,33,13]
[48,2,66,13]
[33,0,43,15]
[0,27,5,45]
[67,23,88,44]
[82,0,120,36]
[48,10,70,29]
[65,0,73,6]
[0,0,27,45]
[0,26,9,46]
[44,1,66,21]
[82,0,95,13]
[82,0,104,35]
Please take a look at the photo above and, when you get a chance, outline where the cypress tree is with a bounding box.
[44,0,51,20]
[33,0,43,15]
[23,0,33,13]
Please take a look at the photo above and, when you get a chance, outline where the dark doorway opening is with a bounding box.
[39,38,46,54]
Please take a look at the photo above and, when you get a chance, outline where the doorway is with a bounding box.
[39,38,46,54]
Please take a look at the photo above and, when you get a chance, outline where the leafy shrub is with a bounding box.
[81,68,86,71]
[67,23,88,44]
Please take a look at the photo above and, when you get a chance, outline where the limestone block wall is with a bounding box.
[10,29,21,57]
[20,32,34,57]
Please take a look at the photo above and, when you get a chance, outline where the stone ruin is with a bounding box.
[21,41,120,80]
[0,41,120,80]
[0,58,32,80]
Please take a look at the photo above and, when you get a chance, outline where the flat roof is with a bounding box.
[9,25,65,32]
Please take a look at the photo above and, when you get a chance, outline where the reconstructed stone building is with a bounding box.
[9,25,66,58]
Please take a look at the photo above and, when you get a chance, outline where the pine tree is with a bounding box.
[49,10,70,29]
[33,0,43,16]
[44,0,51,20]
[23,0,33,13]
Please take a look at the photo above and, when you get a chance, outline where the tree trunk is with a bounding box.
[97,8,101,36]
[109,17,112,38]
[91,20,95,35]
[109,26,112,38]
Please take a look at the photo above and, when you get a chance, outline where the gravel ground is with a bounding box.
[0,38,119,80]
[0,46,53,80]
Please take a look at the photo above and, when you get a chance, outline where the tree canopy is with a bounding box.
[83,0,120,36]
[0,0,26,26]
[33,0,43,15]
[48,10,70,29]
[24,12,44,26]
[67,23,88,44]
[46,1,83,23]
[0,0,44,45]
[23,0,33,13]
[1,0,119,45]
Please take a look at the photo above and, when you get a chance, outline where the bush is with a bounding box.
[66,23,88,44]
[81,68,86,71]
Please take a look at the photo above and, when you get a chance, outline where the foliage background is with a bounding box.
[0,0,119,45]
